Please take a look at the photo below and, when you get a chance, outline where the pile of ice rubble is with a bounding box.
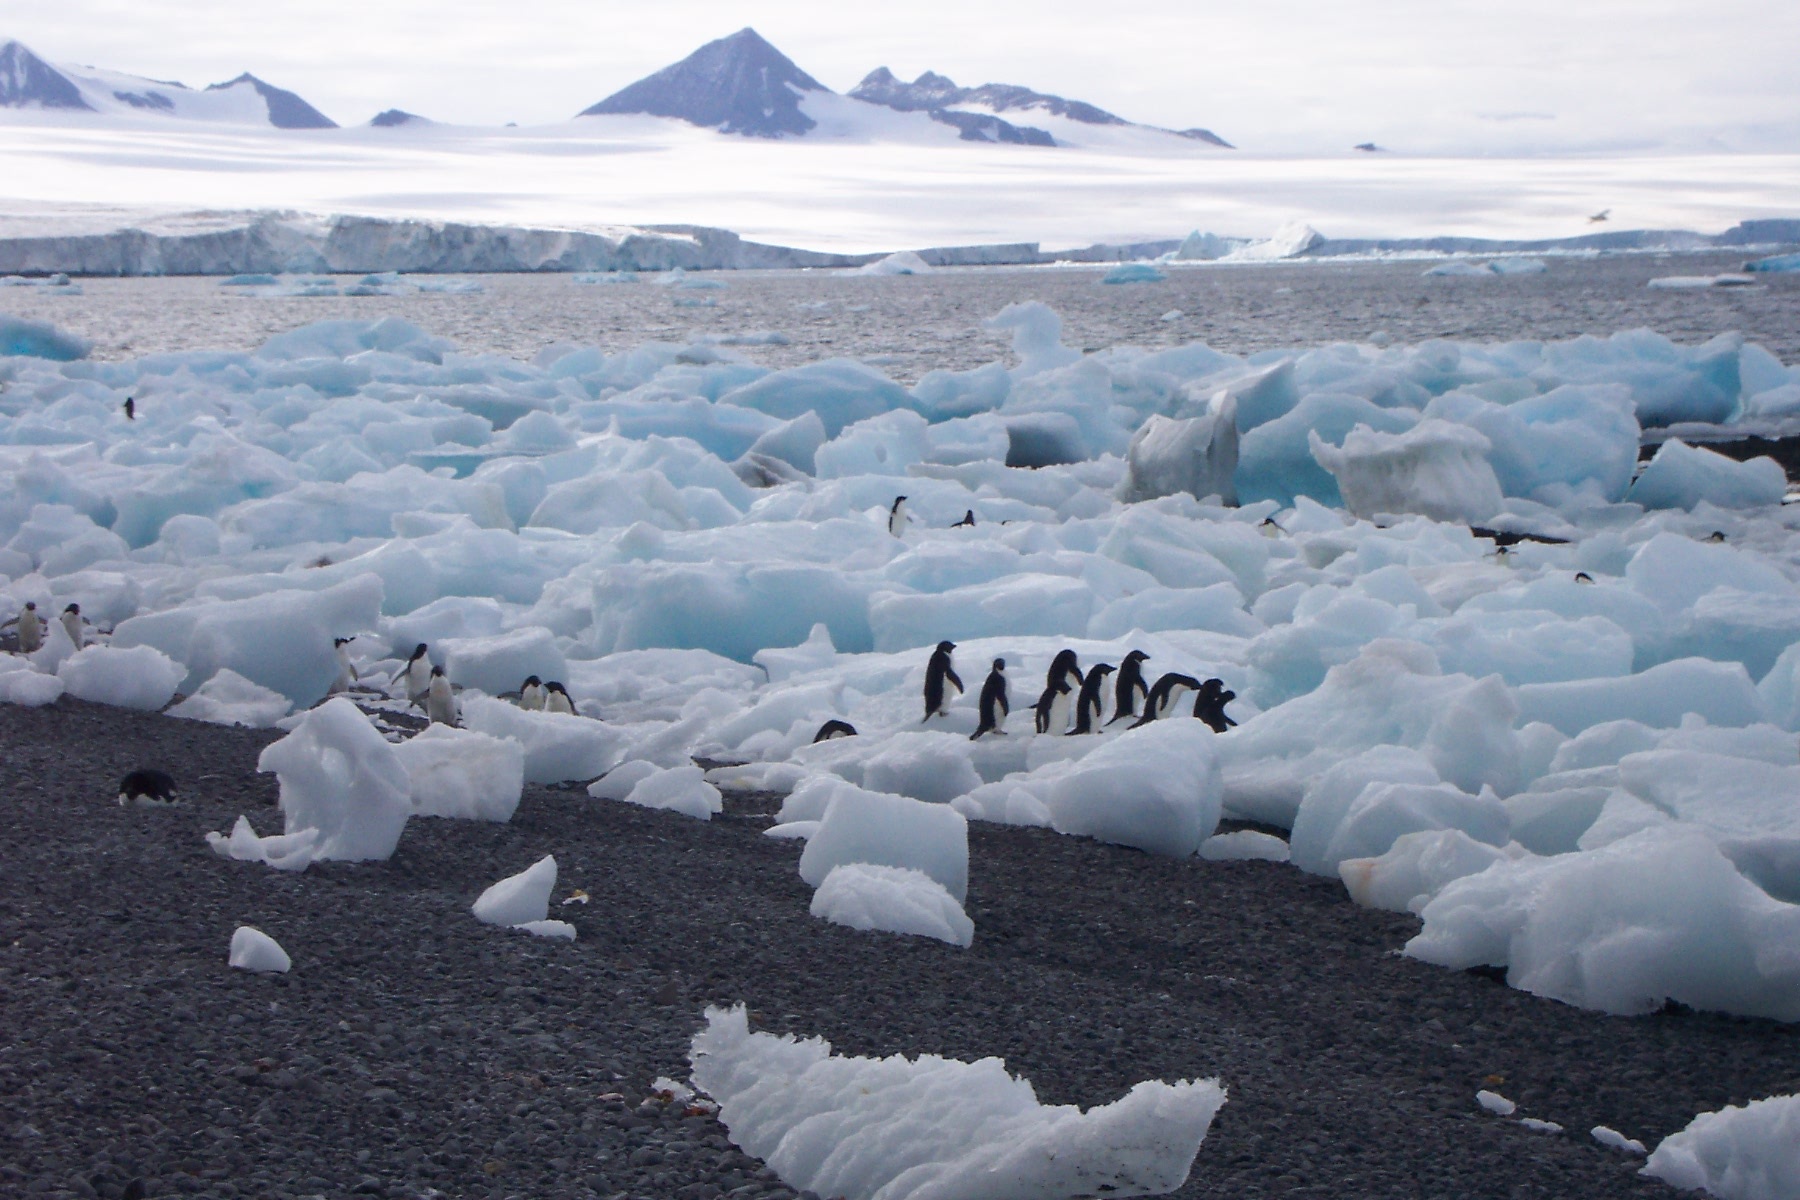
[5,304,1800,1022]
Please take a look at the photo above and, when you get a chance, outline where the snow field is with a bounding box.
[688,1004,1226,1200]
[3,303,1800,1026]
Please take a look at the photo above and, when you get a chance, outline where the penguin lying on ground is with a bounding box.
[813,719,858,742]
[1071,663,1116,733]
[971,659,1009,740]
[118,768,178,807]
[923,641,962,720]
[1193,678,1238,734]
[1130,672,1203,728]
[2,601,43,653]
[1108,650,1151,725]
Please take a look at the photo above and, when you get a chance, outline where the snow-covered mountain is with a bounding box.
[577,28,827,138]
[0,37,336,128]
[851,67,1233,148]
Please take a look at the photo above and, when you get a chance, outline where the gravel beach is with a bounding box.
[2,696,1796,1200]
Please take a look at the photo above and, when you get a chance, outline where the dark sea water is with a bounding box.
[3,251,1796,379]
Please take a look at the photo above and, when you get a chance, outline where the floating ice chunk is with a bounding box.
[392,724,524,821]
[205,814,320,872]
[1514,658,1765,735]
[1119,404,1239,506]
[1042,721,1223,858]
[1476,1091,1517,1116]
[256,697,411,862]
[1423,261,1495,278]
[440,625,567,697]
[1641,1094,1800,1200]
[1746,253,1800,273]
[588,759,661,801]
[473,855,556,927]
[0,668,64,707]
[1311,419,1503,524]
[799,786,969,902]
[1492,258,1548,275]
[1593,1126,1648,1155]
[1628,440,1786,511]
[858,250,933,276]
[111,574,383,707]
[166,668,293,728]
[1339,828,1518,912]
[623,765,723,820]
[1407,828,1800,1020]
[688,1004,1226,1200]
[810,863,974,947]
[1225,220,1323,261]
[1198,830,1290,862]
[1647,274,1757,289]
[55,644,185,710]
[459,694,629,784]
[228,926,291,974]
[1102,263,1167,284]
[0,315,90,360]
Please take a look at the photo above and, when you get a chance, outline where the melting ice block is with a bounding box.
[1641,1094,1800,1200]
[256,697,411,862]
[1628,440,1786,511]
[689,1004,1226,1200]
[621,764,723,820]
[1309,419,1503,525]
[228,926,292,974]
[473,854,557,927]
[392,724,524,822]
[460,695,629,784]
[799,785,969,902]
[56,644,186,710]
[1042,720,1223,858]
[810,863,975,947]
[167,668,292,728]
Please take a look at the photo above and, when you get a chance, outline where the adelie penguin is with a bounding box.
[1033,677,1074,735]
[123,396,135,421]
[922,640,963,720]
[544,681,576,715]
[887,495,909,537]
[328,636,357,695]
[1130,672,1203,728]
[1071,663,1116,734]
[516,675,546,711]
[952,510,976,528]
[971,658,1009,740]
[118,768,177,807]
[60,603,89,649]
[1108,650,1151,725]
[2,601,43,653]
[1192,678,1238,734]
[1045,648,1085,694]
[813,719,858,742]
[1574,571,1596,585]
[425,666,459,726]
[396,643,433,706]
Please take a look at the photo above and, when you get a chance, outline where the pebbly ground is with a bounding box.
[1,696,1797,1200]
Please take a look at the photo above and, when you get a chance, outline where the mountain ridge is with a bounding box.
[577,27,825,138]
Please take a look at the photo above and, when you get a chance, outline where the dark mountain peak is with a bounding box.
[0,39,92,111]
[577,27,828,137]
[850,68,962,112]
[206,72,337,129]
[371,108,429,128]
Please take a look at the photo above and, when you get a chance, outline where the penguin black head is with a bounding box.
[953,510,976,527]
[64,603,79,615]
[430,664,445,678]
[1574,571,1595,584]
[936,640,956,654]
[410,643,428,660]
[1198,677,1224,699]
[891,495,909,511]
[118,768,177,806]
[334,636,353,648]
[23,601,35,611]
[547,681,569,696]
[1706,531,1727,543]
[523,674,542,688]
[1124,649,1148,664]
[992,658,1005,671]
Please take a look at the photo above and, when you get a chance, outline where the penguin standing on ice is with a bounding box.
[118,768,177,807]
[1108,650,1151,725]
[813,718,858,742]
[887,496,910,537]
[60,603,89,649]
[1034,677,1074,735]
[1045,648,1085,695]
[396,643,432,706]
[123,397,135,421]
[952,510,976,528]
[425,666,458,726]
[3,601,43,653]
[922,641,963,720]
[544,681,576,715]
[328,637,357,694]
[1071,663,1116,734]
[1130,672,1203,728]
[1192,678,1238,734]
[971,658,1009,740]
[516,675,546,710]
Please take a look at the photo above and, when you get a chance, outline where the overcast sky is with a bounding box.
[6,0,1796,152]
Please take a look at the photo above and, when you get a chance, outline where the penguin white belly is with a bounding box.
[17,611,42,653]
[61,614,83,648]
[1044,689,1071,735]
[405,659,432,702]
[546,692,575,715]
[426,678,458,725]
[519,685,545,710]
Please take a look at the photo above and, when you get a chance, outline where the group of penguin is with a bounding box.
[0,601,98,653]
[386,642,577,728]
[925,643,1238,740]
